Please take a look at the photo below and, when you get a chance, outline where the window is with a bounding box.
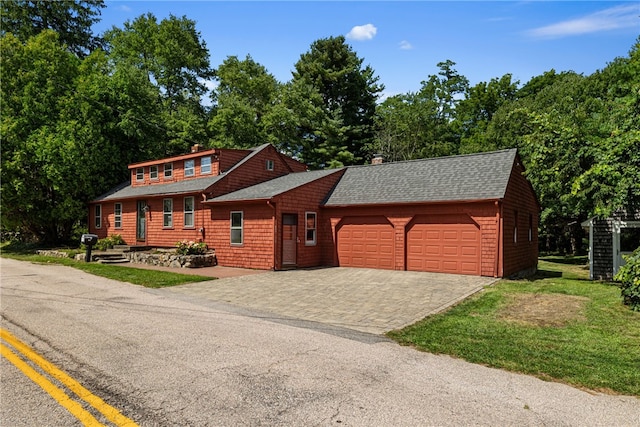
[200,156,211,174]
[136,167,144,181]
[94,205,102,229]
[529,213,533,242]
[114,203,122,229]
[150,165,158,180]
[163,198,173,228]
[265,159,274,171]
[514,210,518,243]
[164,163,173,178]
[184,197,194,228]
[184,159,195,177]
[230,211,243,245]
[305,212,317,245]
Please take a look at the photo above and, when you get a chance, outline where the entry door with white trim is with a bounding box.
[282,214,298,266]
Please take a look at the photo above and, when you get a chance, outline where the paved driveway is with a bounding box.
[164,267,496,334]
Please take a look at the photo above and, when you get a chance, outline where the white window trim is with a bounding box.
[200,156,211,175]
[94,205,102,229]
[114,203,122,229]
[164,162,173,178]
[184,159,195,177]
[305,212,317,246]
[163,198,173,228]
[514,211,518,244]
[150,165,159,180]
[184,196,194,228]
[230,211,243,245]
[266,159,274,171]
[136,167,144,182]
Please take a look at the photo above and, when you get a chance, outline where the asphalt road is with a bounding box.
[1,258,638,426]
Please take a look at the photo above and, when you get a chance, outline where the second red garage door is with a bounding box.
[406,215,481,275]
[337,216,394,270]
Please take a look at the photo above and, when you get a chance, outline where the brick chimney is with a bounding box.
[371,154,384,165]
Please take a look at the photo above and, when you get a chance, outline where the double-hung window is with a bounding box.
[305,212,317,245]
[164,163,173,178]
[114,203,122,229]
[163,198,173,228]
[136,167,144,182]
[200,156,211,174]
[230,211,243,245]
[150,165,158,180]
[184,197,194,228]
[94,205,102,229]
[184,159,195,177]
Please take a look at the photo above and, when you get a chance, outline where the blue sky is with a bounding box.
[95,1,640,99]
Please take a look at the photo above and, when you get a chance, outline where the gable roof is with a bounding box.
[206,169,342,203]
[323,149,518,207]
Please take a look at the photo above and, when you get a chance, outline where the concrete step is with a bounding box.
[97,258,130,264]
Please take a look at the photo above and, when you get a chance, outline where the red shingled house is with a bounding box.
[90,146,539,277]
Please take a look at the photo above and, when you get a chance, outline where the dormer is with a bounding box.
[129,145,225,187]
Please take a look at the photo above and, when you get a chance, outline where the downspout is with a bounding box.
[496,200,503,278]
[267,200,276,270]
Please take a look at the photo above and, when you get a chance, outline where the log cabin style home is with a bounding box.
[89,145,539,277]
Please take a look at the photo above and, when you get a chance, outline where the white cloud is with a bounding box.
[526,4,639,39]
[117,5,132,12]
[346,24,377,41]
[398,40,413,50]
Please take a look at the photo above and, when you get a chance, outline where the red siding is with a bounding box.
[501,160,539,277]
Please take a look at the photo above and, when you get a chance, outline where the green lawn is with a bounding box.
[1,245,213,288]
[388,258,640,396]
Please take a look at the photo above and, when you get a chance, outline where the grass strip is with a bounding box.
[1,253,213,288]
[387,258,640,396]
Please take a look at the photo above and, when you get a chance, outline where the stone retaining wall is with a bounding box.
[36,250,73,258]
[125,252,217,268]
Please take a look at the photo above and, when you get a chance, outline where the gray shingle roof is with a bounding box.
[207,169,342,203]
[93,175,225,201]
[323,149,517,206]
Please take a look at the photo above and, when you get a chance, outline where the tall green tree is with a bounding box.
[287,36,383,168]
[1,0,105,56]
[1,31,163,243]
[209,55,280,149]
[104,13,213,154]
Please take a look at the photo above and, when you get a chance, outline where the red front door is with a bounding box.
[282,214,297,266]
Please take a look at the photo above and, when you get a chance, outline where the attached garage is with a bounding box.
[406,215,480,275]
[337,217,394,269]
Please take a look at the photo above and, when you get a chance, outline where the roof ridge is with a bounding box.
[346,148,517,170]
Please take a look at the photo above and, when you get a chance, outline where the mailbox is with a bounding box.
[81,233,99,262]
[81,234,99,245]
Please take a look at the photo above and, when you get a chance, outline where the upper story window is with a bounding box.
[201,156,211,174]
[266,159,274,171]
[114,203,122,228]
[94,205,101,229]
[150,165,158,180]
[184,159,195,177]
[164,163,173,178]
[305,212,317,245]
[136,167,144,182]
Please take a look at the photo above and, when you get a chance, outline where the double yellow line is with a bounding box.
[0,328,138,426]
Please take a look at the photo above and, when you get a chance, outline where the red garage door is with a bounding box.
[407,215,480,275]
[337,217,394,270]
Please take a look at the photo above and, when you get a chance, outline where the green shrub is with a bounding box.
[614,247,640,311]
[175,240,208,255]
[95,234,126,251]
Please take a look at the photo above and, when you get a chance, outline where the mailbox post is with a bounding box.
[81,234,99,262]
